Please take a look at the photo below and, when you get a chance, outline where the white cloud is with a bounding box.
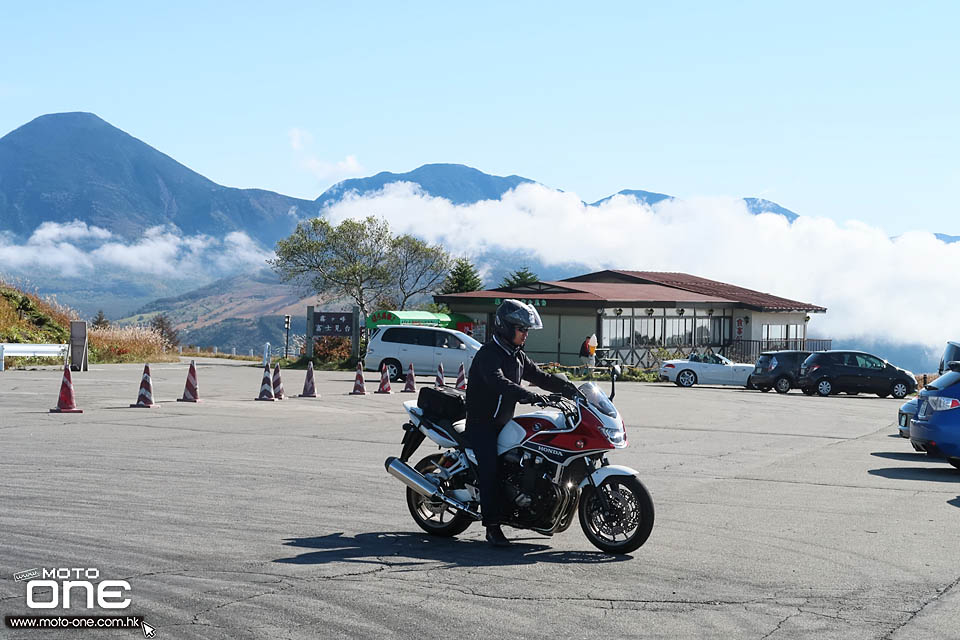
[321,182,960,352]
[0,221,269,278]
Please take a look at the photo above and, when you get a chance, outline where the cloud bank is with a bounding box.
[0,223,272,278]
[322,182,960,354]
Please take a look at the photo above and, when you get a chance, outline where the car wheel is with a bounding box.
[816,379,833,397]
[948,458,960,470]
[380,358,403,383]
[801,386,815,396]
[891,382,909,400]
[774,376,791,394]
[677,370,697,387]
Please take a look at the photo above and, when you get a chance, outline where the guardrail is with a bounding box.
[0,343,69,372]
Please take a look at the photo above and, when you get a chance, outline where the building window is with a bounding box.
[664,317,693,346]
[602,317,631,348]
[633,317,662,345]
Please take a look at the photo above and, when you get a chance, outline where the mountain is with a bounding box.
[0,112,316,245]
[119,269,323,351]
[316,163,535,208]
[589,189,673,207]
[743,198,800,222]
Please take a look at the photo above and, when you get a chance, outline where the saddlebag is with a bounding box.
[417,386,466,422]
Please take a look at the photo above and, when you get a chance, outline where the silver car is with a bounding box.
[365,326,481,381]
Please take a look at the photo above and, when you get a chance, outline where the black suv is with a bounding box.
[797,350,916,399]
[749,350,811,394]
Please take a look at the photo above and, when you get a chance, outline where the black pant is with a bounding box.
[465,420,502,527]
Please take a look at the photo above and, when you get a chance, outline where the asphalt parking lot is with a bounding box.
[2,359,959,639]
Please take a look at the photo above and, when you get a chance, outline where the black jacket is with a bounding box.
[466,336,568,427]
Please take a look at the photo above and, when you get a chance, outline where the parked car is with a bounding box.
[910,361,960,468]
[365,326,481,381]
[898,398,921,448]
[748,350,811,394]
[797,350,916,399]
[660,352,754,388]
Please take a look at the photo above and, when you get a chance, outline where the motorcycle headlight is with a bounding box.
[601,420,627,446]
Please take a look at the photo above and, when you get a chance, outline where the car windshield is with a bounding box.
[578,382,617,418]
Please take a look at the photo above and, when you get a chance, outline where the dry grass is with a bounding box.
[89,326,179,363]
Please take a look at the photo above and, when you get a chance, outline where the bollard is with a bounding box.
[231,347,236,356]
[213,346,218,355]
[178,345,183,355]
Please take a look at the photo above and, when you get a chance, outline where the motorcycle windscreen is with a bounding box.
[578,382,618,418]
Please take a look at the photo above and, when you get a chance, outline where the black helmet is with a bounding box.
[494,299,543,341]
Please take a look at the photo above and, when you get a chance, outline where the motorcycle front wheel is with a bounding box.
[579,475,654,554]
[406,454,474,537]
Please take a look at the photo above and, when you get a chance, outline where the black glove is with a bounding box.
[561,381,579,399]
[519,390,548,405]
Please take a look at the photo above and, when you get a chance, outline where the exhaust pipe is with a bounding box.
[384,457,481,520]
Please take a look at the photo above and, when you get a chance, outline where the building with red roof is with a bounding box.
[434,270,828,368]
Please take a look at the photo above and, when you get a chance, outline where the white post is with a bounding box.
[0,344,4,372]
[262,342,271,366]
[231,347,236,356]
[213,346,218,355]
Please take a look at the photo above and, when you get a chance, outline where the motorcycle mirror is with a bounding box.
[610,364,619,400]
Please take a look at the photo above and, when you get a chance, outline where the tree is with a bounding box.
[392,234,452,309]
[500,266,539,289]
[149,313,180,347]
[270,216,454,317]
[441,258,484,294]
[270,216,394,321]
[91,310,110,329]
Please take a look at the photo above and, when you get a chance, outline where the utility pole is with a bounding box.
[283,315,291,359]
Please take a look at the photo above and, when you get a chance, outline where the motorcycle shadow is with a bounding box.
[274,531,630,567]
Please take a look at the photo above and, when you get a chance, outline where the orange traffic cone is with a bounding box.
[50,364,82,413]
[435,362,445,387]
[376,364,392,394]
[130,363,160,408]
[272,363,285,400]
[350,361,367,395]
[255,364,276,401]
[401,363,417,393]
[299,360,318,398]
[177,360,201,402]
[456,362,467,391]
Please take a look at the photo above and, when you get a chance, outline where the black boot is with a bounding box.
[485,525,511,547]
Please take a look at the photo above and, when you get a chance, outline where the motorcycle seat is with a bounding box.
[427,417,471,449]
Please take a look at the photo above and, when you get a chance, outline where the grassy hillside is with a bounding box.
[0,281,72,344]
[0,279,177,366]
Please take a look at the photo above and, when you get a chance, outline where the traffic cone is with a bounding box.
[272,363,285,400]
[299,361,318,398]
[401,363,417,393]
[50,364,82,413]
[350,361,367,395]
[177,360,201,403]
[376,364,392,394]
[130,363,160,408]
[456,362,467,391]
[255,364,276,401]
[435,362,445,387]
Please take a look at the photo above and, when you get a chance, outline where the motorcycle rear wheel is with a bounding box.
[406,454,474,537]
[579,475,654,554]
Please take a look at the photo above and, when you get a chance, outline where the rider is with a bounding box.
[465,299,578,547]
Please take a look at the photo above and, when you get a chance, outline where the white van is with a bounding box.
[365,326,482,381]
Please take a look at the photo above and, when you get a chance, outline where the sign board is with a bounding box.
[314,312,354,337]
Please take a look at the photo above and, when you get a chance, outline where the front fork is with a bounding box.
[583,456,612,511]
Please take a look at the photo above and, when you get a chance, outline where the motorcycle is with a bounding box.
[384,369,655,554]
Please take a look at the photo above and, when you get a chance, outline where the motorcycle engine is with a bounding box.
[499,449,561,528]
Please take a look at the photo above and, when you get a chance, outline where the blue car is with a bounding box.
[910,362,960,469]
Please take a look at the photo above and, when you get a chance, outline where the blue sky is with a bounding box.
[1,1,957,234]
